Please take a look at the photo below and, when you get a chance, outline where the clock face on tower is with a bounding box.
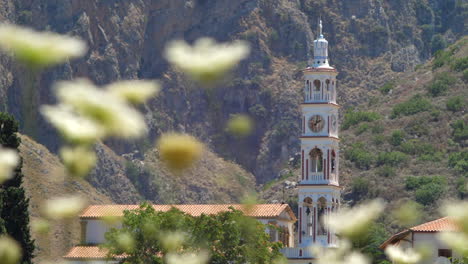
[309,115,325,132]
[331,115,337,133]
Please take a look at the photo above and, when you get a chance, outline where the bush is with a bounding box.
[377,165,396,177]
[431,34,446,54]
[446,96,465,112]
[404,119,429,137]
[448,151,468,175]
[376,151,409,167]
[391,95,432,118]
[345,143,374,170]
[418,152,443,162]
[452,56,468,72]
[399,140,435,156]
[451,120,468,143]
[456,177,467,198]
[389,130,405,146]
[356,123,370,135]
[415,183,445,205]
[379,82,394,95]
[405,175,446,205]
[405,175,446,190]
[432,49,451,69]
[463,69,468,82]
[352,177,370,199]
[342,111,381,130]
[426,72,456,97]
[373,135,385,145]
[371,124,384,134]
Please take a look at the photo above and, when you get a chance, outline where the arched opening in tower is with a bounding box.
[309,148,323,173]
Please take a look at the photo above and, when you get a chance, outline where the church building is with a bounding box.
[64,20,341,264]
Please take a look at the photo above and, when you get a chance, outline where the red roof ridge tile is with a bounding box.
[79,203,296,221]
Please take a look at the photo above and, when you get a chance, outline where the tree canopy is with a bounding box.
[104,203,285,264]
[0,112,35,264]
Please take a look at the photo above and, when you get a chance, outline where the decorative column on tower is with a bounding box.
[298,19,341,248]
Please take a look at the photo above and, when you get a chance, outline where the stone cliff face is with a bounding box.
[0,0,465,190]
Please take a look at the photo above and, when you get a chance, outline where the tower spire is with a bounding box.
[319,17,323,38]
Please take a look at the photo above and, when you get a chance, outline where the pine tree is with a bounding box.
[0,112,34,264]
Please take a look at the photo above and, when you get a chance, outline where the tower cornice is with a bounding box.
[300,136,339,141]
[304,68,338,74]
[301,102,340,108]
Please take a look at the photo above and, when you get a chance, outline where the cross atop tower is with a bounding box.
[312,19,331,69]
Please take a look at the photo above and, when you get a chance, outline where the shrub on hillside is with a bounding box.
[426,72,456,97]
[377,165,396,177]
[389,130,405,146]
[448,150,468,175]
[456,176,467,199]
[404,119,429,137]
[463,69,468,82]
[418,151,443,162]
[446,96,465,112]
[345,143,374,170]
[432,49,451,69]
[431,34,446,54]
[415,183,445,205]
[371,124,384,134]
[342,111,381,130]
[399,140,435,156]
[356,123,370,135]
[391,95,432,118]
[452,56,468,72]
[373,135,385,145]
[451,120,468,144]
[379,82,394,95]
[405,175,446,205]
[376,151,409,167]
[352,177,370,199]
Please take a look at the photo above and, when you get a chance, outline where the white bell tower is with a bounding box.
[298,19,340,249]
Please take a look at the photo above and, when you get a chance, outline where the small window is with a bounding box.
[438,249,452,259]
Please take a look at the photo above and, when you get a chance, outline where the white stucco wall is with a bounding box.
[85,220,121,244]
[413,232,461,264]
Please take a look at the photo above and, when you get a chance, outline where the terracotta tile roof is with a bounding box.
[63,246,126,259]
[380,217,460,249]
[410,217,459,232]
[79,203,296,221]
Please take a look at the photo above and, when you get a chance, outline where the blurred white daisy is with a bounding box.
[54,79,148,139]
[0,24,87,67]
[164,38,250,84]
[437,232,468,256]
[0,235,22,264]
[106,80,160,104]
[384,245,422,264]
[166,251,209,264]
[0,148,19,184]
[41,104,105,144]
[327,199,385,239]
[60,146,97,178]
[43,195,87,220]
[440,201,468,233]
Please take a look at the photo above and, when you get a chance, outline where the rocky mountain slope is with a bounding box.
[0,0,464,187]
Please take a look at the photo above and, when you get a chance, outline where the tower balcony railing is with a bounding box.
[280,247,314,259]
[309,172,324,181]
[304,92,336,104]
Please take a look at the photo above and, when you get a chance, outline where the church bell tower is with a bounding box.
[298,20,340,248]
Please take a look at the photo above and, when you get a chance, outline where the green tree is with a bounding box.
[0,112,34,264]
[353,223,389,264]
[104,203,284,264]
